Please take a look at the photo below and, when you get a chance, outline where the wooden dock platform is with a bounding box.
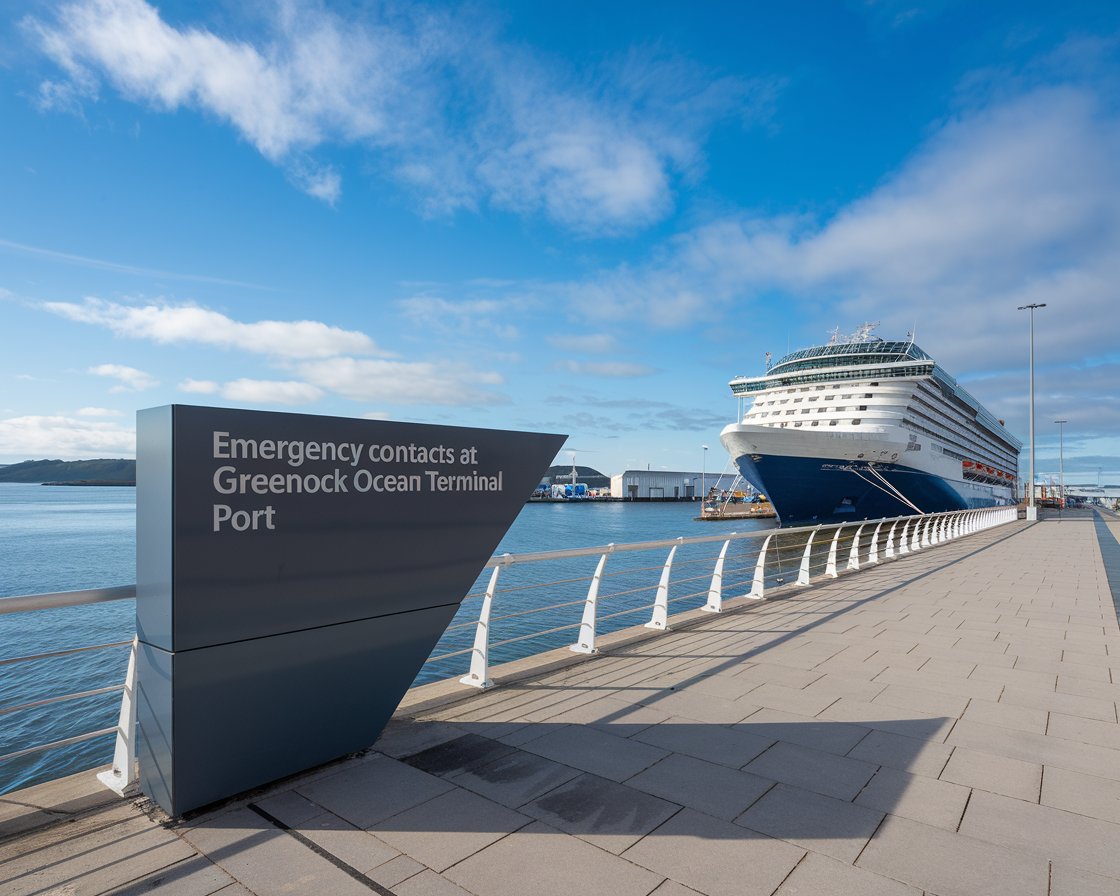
[4,509,1120,895]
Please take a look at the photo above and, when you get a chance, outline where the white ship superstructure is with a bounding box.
[719,324,1021,525]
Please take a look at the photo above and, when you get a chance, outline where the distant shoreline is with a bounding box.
[41,480,136,487]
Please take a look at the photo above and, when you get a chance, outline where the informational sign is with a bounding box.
[135,405,564,816]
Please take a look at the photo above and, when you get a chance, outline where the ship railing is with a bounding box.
[0,505,1018,797]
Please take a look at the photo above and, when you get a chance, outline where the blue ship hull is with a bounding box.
[730,453,1002,527]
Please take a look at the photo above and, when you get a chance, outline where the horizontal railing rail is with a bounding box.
[0,505,1018,797]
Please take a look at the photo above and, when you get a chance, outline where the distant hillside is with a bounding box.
[0,458,136,484]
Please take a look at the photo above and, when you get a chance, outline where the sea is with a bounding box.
[0,482,775,795]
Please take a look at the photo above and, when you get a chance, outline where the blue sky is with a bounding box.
[2,0,1118,482]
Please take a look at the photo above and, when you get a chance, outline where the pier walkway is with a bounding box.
[4,510,1120,896]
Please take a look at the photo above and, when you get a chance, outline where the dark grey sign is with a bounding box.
[136,405,564,815]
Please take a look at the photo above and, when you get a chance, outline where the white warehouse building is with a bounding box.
[609,469,742,500]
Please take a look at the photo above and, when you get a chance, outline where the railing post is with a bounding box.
[826,525,843,577]
[749,533,773,599]
[460,563,503,689]
[869,521,884,564]
[911,517,923,552]
[571,546,613,654]
[646,540,680,630]
[886,520,899,558]
[97,636,139,796]
[921,516,933,547]
[847,523,865,570]
[798,526,821,585]
[703,537,733,612]
[898,519,911,555]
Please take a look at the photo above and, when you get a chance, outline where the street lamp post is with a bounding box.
[1055,419,1067,517]
[1017,303,1046,520]
[702,445,708,503]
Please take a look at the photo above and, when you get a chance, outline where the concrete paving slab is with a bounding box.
[959,788,1120,880]
[733,708,871,756]
[855,765,970,830]
[959,696,1048,734]
[741,682,841,716]
[871,682,969,717]
[180,807,378,896]
[446,744,582,808]
[1049,862,1120,896]
[631,716,774,767]
[939,746,1041,802]
[856,813,1048,896]
[291,812,401,874]
[519,723,669,782]
[368,854,427,889]
[1040,764,1120,825]
[948,718,1120,781]
[773,852,922,896]
[844,727,952,778]
[296,754,455,829]
[642,688,760,724]
[392,869,476,896]
[1047,711,1120,750]
[2,814,194,896]
[648,881,705,896]
[520,771,680,854]
[744,741,877,801]
[106,855,249,896]
[370,787,531,872]
[736,782,884,863]
[621,807,805,896]
[625,752,774,821]
[445,820,663,896]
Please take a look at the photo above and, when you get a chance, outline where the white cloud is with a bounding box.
[567,85,1120,369]
[178,376,322,404]
[220,378,323,405]
[76,406,124,416]
[46,297,380,359]
[558,360,655,378]
[88,362,158,391]
[298,357,507,405]
[28,0,755,230]
[0,414,135,461]
[178,378,219,394]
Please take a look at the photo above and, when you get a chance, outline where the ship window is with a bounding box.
[794,421,803,427]
[785,410,795,415]
[870,382,879,386]
[809,396,818,402]
[859,405,867,411]
[829,420,838,426]
[864,393,873,398]
[851,418,862,425]
[794,398,803,403]
[811,420,820,426]
[780,422,788,427]
[842,394,852,399]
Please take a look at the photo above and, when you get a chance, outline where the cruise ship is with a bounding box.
[719,324,1021,526]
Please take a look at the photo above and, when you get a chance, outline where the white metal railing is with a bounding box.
[0,505,1018,796]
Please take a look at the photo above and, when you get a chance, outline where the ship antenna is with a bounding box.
[765,350,773,371]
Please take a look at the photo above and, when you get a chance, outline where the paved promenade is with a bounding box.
[4,510,1120,896]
